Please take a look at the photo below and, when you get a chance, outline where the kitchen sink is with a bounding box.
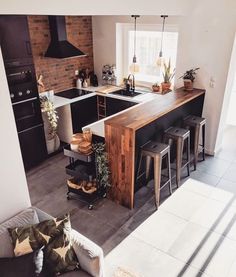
[111,89,142,97]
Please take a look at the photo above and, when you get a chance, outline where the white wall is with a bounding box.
[92,8,236,154]
[0,49,31,223]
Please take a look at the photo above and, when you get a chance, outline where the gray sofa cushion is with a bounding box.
[0,208,39,257]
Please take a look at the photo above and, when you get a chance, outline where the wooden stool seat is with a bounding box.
[137,141,172,209]
[183,115,206,170]
[164,127,191,188]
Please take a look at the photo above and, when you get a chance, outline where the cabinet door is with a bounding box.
[71,96,98,133]
[0,15,32,64]
[18,125,47,170]
[106,97,136,116]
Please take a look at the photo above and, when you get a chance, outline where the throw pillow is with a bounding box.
[0,208,39,257]
[43,232,80,275]
[0,249,43,277]
[8,214,70,257]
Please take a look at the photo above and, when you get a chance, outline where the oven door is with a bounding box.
[12,97,43,132]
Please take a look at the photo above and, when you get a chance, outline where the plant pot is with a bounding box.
[46,134,60,154]
[183,79,193,91]
[161,82,171,92]
[152,85,160,93]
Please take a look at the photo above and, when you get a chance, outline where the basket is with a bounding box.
[67,178,97,194]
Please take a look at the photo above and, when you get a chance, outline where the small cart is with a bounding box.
[64,144,106,210]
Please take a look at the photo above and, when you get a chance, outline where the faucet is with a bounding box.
[126,74,135,93]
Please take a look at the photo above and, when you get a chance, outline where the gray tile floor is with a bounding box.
[105,126,236,276]
[26,126,236,257]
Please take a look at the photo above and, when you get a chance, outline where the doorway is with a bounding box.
[216,33,236,158]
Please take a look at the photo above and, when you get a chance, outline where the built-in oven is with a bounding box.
[5,63,47,170]
[5,64,38,103]
[12,97,43,132]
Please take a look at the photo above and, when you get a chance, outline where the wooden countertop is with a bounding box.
[105,88,205,131]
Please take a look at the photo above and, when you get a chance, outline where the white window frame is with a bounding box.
[116,23,179,86]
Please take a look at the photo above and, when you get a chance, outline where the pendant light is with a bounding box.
[129,15,140,74]
[156,15,168,67]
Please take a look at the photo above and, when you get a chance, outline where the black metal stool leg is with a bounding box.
[187,136,190,176]
[202,124,205,161]
[176,138,183,188]
[167,150,172,194]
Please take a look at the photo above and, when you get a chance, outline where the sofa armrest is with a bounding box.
[71,229,104,277]
[32,207,54,222]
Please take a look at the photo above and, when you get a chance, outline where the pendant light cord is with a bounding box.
[131,15,140,63]
[159,15,168,57]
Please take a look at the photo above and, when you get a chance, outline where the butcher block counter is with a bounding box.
[105,88,205,209]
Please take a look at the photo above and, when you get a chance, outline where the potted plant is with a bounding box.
[152,82,160,93]
[162,59,175,92]
[40,96,60,154]
[180,67,200,91]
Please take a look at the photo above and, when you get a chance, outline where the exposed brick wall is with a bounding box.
[28,15,94,93]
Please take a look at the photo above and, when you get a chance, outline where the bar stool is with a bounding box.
[164,127,191,188]
[136,141,172,209]
[183,115,206,170]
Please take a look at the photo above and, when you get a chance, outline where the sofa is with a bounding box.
[0,206,104,277]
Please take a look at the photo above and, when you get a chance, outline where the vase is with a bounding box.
[183,79,193,91]
[152,85,160,93]
[46,134,60,154]
[161,82,171,92]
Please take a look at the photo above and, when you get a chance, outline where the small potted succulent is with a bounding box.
[152,82,160,93]
[180,68,200,91]
[162,59,175,92]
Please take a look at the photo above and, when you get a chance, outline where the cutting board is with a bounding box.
[96,85,122,94]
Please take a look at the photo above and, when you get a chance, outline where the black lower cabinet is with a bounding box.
[18,124,47,170]
[71,96,98,133]
[106,97,137,116]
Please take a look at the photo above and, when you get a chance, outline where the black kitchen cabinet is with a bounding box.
[0,15,33,66]
[71,96,98,133]
[18,125,47,170]
[106,97,137,116]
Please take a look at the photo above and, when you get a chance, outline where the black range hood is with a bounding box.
[45,16,86,59]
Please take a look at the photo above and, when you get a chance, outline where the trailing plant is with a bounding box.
[92,143,111,190]
[40,96,59,139]
[179,68,200,82]
[162,59,175,83]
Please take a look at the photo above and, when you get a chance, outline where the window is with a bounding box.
[117,24,178,85]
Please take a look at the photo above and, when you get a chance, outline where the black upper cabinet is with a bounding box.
[106,97,137,116]
[71,96,98,133]
[0,15,33,66]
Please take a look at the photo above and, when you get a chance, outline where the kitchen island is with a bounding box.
[105,88,205,209]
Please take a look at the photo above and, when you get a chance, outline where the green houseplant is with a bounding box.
[40,96,60,154]
[180,67,200,91]
[162,59,175,92]
[92,143,111,192]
